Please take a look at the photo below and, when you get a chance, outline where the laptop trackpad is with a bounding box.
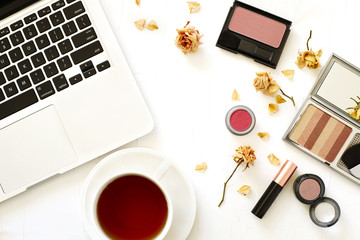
[0,105,78,194]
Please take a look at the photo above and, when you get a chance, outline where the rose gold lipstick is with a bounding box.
[252,160,297,219]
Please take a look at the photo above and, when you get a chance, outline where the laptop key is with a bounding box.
[0,89,5,102]
[30,69,45,84]
[62,21,77,36]
[24,13,38,24]
[4,66,19,81]
[43,62,59,78]
[35,34,50,49]
[0,72,6,85]
[70,40,103,65]
[23,24,38,40]
[50,11,65,27]
[57,55,72,71]
[4,82,19,98]
[36,18,51,33]
[0,89,38,120]
[72,27,97,48]
[64,1,85,20]
[10,20,24,31]
[0,27,10,38]
[9,47,24,63]
[58,39,73,54]
[17,75,32,91]
[0,38,11,53]
[97,60,110,72]
[52,0,66,10]
[0,54,10,69]
[76,14,91,30]
[38,6,52,17]
[69,73,82,85]
[36,80,55,100]
[10,31,25,46]
[22,41,37,56]
[80,60,96,78]
[53,74,69,91]
[48,28,64,43]
[44,46,60,61]
[31,52,46,68]
[18,59,33,74]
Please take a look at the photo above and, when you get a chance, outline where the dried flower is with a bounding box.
[218,146,256,207]
[276,94,286,104]
[347,96,360,121]
[187,1,201,14]
[195,162,207,172]
[281,69,294,79]
[175,21,203,54]
[253,72,295,106]
[145,20,158,31]
[134,19,146,31]
[295,30,322,70]
[269,103,279,114]
[257,132,269,140]
[135,0,140,6]
[267,153,280,166]
[237,185,250,196]
[232,89,240,101]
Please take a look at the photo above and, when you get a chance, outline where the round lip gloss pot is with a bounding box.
[225,105,256,135]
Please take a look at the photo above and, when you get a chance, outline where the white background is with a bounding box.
[1,0,360,239]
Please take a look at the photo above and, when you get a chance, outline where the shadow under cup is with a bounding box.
[95,174,172,240]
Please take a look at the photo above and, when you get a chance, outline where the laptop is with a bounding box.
[0,0,154,202]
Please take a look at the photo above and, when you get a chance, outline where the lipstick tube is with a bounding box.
[252,160,297,219]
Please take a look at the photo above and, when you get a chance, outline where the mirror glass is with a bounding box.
[317,61,360,112]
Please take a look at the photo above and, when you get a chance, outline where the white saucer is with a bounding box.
[82,147,196,240]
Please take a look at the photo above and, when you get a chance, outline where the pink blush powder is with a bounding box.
[230,109,252,131]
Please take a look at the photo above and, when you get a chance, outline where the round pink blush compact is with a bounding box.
[226,105,256,135]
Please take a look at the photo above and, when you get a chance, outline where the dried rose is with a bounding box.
[296,30,322,70]
[253,72,279,96]
[134,19,146,31]
[195,162,207,172]
[218,146,256,207]
[347,96,360,121]
[276,94,286,104]
[145,20,158,31]
[257,132,269,140]
[237,185,250,196]
[175,21,203,54]
[269,103,279,114]
[281,69,294,79]
[267,153,280,166]
[232,89,240,101]
[187,1,201,14]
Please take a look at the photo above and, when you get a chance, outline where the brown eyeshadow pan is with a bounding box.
[290,104,352,163]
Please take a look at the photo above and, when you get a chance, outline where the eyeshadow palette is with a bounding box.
[216,1,291,68]
[284,54,360,184]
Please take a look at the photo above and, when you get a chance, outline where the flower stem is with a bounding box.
[218,160,242,207]
[280,88,295,106]
[306,30,312,50]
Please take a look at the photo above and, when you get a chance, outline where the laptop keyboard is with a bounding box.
[0,0,111,120]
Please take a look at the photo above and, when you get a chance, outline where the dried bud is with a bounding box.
[175,21,203,54]
[296,49,322,69]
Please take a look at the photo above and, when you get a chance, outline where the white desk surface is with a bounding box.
[1,0,360,239]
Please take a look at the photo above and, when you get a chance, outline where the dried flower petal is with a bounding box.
[281,69,294,79]
[257,132,269,140]
[268,103,279,114]
[276,94,286,104]
[267,153,280,166]
[232,89,240,101]
[347,96,360,121]
[187,1,200,14]
[134,19,146,31]
[135,0,140,6]
[175,21,203,54]
[295,49,322,69]
[237,185,250,196]
[145,20,158,31]
[195,162,207,172]
[253,72,280,96]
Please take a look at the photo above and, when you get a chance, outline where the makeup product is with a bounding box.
[225,105,256,135]
[284,54,360,184]
[216,1,292,68]
[293,174,340,227]
[252,160,297,219]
